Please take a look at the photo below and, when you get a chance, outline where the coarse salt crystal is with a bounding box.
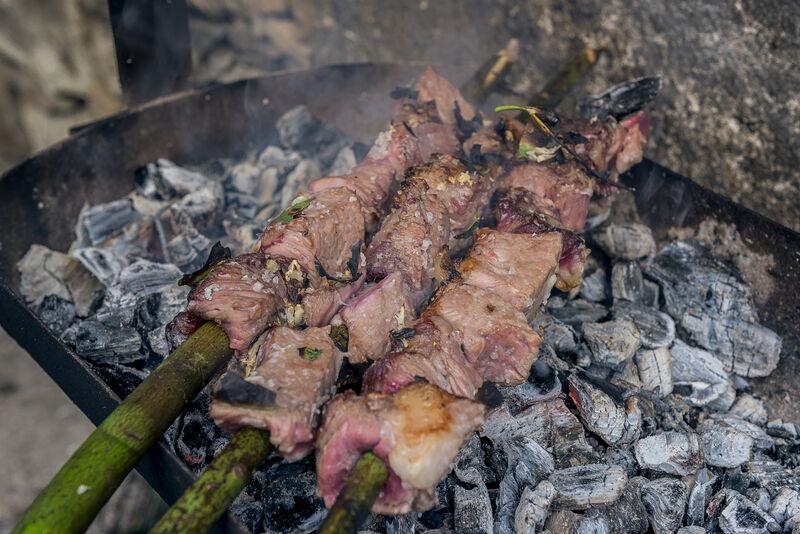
[422,239,432,251]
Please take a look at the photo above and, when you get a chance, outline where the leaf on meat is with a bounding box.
[276,196,313,224]
[329,324,350,352]
[300,347,322,361]
[178,241,232,287]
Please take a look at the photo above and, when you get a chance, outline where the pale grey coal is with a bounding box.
[17,107,800,534]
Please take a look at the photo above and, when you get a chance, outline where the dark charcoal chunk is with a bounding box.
[260,457,326,533]
[454,481,492,534]
[72,246,128,286]
[641,477,688,534]
[74,320,144,367]
[495,460,537,534]
[92,363,148,397]
[547,297,609,328]
[276,105,351,168]
[540,316,579,356]
[213,372,277,407]
[645,241,781,377]
[746,460,800,496]
[600,476,651,534]
[229,493,264,533]
[613,301,675,349]
[385,513,418,534]
[567,375,641,445]
[577,76,662,120]
[634,347,673,396]
[173,395,223,472]
[707,489,779,534]
[699,418,754,468]
[36,295,76,335]
[75,198,141,246]
[580,267,610,303]
[116,259,182,296]
[135,159,214,200]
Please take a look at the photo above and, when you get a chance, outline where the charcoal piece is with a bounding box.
[135,285,188,332]
[611,358,644,390]
[280,160,322,208]
[641,477,688,534]
[712,414,775,450]
[688,468,718,525]
[260,458,326,533]
[708,489,780,534]
[766,419,797,439]
[257,145,302,175]
[721,467,752,494]
[166,231,213,272]
[641,279,661,308]
[18,244,105,317]
[229,492,264,533]
[580,267,610,303]
[681,313,781,378]
[592,223,656,260]
[328,145,357,175]
[601,476,651,534]
[732,375,751,391]
[495,460,537,534]
[74,320,144,367]
[72,246,128,286]
[575,508,612,533]
[744,487,771,513]
[36,295,76,335]
[116,259,182,296]
[514,480,556,534]
[504,436,556,479]
[567,375,641,445]
[175,183,224,233]
[454,479,493,534]
[613,301,675,349]
[227,160,280,206]
[728,395,768,426]
[611,261,644,302]
[173,395,219,471]
[418,478,452,530]
[605,447,639,476]
[549,464,627,509]
[547,297,609,328]
[225,191,260,220]
[577,76,662,120]
[746,460,800,496]
[498,362,562,412]
[75,198,141,246]
[93,363,148,397]
[137,159,213,200]
[670,340,735,411]
[645,241,781,378]
[635,431,703,475]
[276,105,351,168]
[582,319,640,366]
[699,419,754,468]
[385,513,418,534]
[454,434,495,486]
[677,527,706,534]
[541,316,579,356]
[769,487,800,528]
[634,347,673,396]
[544,509,583,534]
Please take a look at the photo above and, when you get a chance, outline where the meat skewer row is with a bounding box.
[150,75,656,525]
[319,93,654,533]
[13,67,477,534]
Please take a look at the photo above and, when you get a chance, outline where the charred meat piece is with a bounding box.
[315,381,485,515]
[362,315,484,399]
[259,187,366,288]
[415,65,476,125]
[502,163,594,231]
[366,155,493,303]
[426,283,542,385]
[211,325,342,460]
[459,229,563,318]
[335,272,416,363]
[495,187,589,292]
[186,254,287,350]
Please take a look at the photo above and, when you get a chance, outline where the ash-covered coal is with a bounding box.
[17,105,798,534]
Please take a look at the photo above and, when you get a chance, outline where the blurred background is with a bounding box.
[1,0,797,530]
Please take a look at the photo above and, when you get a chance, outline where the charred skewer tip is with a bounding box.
[320,452,389,534]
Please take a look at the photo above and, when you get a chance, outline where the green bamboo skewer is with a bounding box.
[150,427,274,533]
[12,322,232,534]
[319,452,389,534]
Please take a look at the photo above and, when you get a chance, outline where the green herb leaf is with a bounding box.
[454,218,481,240]
[276,196,314,224]
[329,324,350,352]
[300,347,322,361]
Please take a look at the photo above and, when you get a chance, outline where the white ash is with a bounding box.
[769,487,800,529]
[514,480,556,534]
[634,431,703,475]
[579,266,610,302]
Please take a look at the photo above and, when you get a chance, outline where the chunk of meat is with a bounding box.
[415,66,476,125]
[366,154,493,300]
[502,163,593,231]
[613,111,649,174]
[301,274,365,328]
[260,187,366,287]
[187,254,287,350]
[459,229,563,317]
[494,187,589,292]
[316,382,485,515]
[426,284,542,385]
[362,316,483,399]
[335,272,417,363]
[210,326,342,460]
